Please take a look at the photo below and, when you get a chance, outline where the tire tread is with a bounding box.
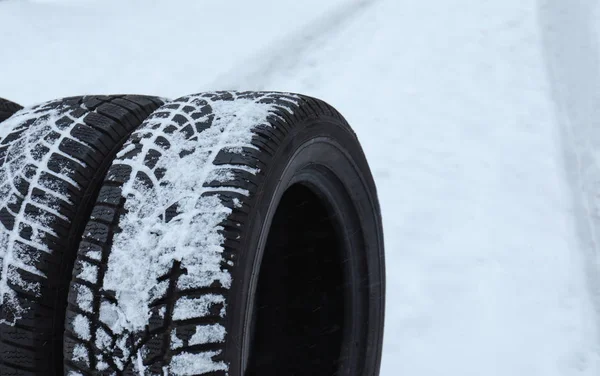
[0,95,165,375]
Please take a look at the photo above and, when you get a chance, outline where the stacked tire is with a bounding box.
[0,92,385,376]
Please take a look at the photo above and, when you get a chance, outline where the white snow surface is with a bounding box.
[2,0,600,375]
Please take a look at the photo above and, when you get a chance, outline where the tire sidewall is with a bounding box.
[225,116,385,375]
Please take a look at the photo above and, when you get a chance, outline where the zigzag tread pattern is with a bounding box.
[0,95,164,375]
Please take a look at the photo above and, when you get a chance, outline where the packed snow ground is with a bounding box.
[2,0,600,375]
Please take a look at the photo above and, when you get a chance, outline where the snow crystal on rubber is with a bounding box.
[0,100,74,324]
[89,92,298,374]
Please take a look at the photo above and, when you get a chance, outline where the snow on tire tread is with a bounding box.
[0,98,85,323]
[66,91,300,375]
[0,95,164,375]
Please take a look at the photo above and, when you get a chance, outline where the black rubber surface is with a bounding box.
[65,91,385,376]
[0,95,164,376]
[0,97,23,123]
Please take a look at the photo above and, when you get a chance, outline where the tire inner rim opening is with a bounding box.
[247,183,348,375]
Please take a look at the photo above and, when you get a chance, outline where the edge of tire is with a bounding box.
[0,98,23,124]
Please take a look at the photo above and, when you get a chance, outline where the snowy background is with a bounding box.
[2,0,600,374]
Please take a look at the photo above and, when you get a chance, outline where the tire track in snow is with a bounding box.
[539,0,600,362]
[213,0,378,90]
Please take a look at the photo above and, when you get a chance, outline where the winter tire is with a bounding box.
[0,95,165,375]
[0,98,23,124]
[65,91,385,376]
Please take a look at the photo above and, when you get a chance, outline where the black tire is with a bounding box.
[65,91,385,376]
[0,98,23,123]
[0,95,165,375]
